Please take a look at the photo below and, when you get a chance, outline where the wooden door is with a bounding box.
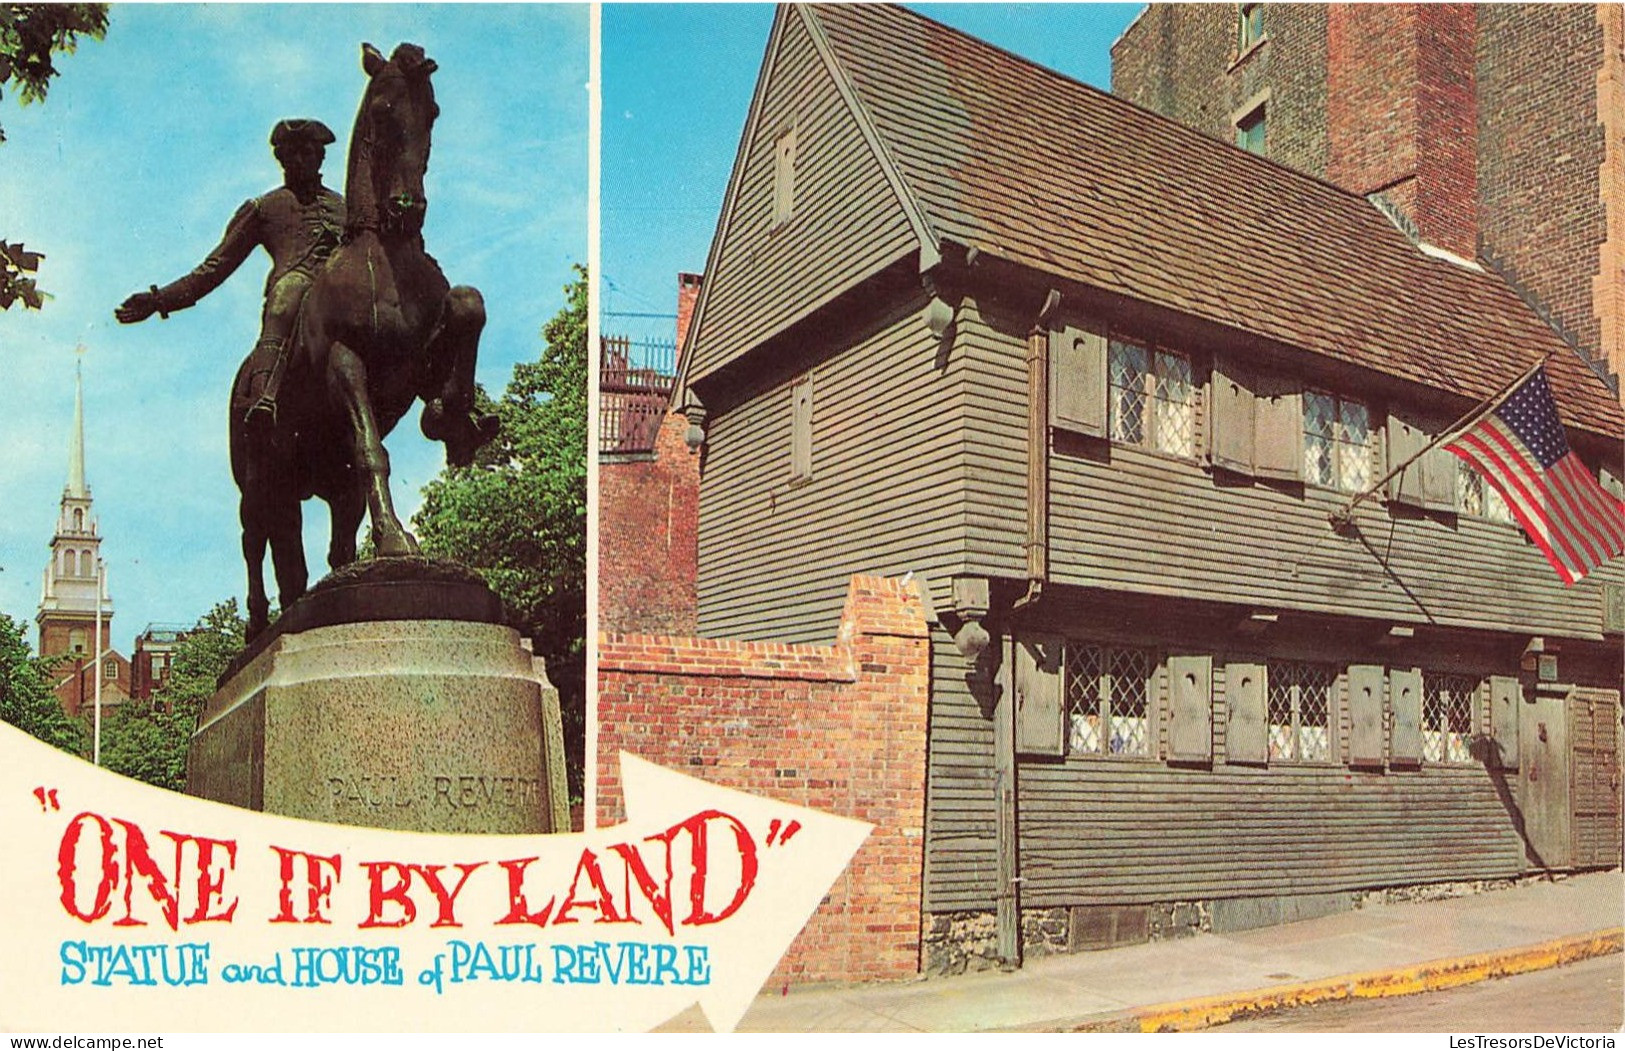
[1518,689,1571,870]
[1568,689,1622,869]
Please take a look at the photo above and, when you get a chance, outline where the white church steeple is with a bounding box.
[38,353,113,660]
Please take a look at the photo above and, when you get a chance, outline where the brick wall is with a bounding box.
[598,412,700,636]
[1327,5,1421,206]
[1112,4,1329,178]
[1327,5,1479,259]
[676,273,702,363]
[1478,5,1611,380]
[597,575,931,984]
[1413,6,1478,260]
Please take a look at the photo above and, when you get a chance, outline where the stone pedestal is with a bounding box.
[186,560,569,834]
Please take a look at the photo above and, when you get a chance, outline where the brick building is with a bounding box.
[37,363,131,716]
[130,624,187,702]
[1112,3,1625,396]
[597,274,702,637]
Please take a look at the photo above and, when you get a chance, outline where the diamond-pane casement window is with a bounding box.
[1304,391,1375,492]
[1458,462,1514,523]
[1423,673,1477,763]
[1110,340,1195,457]
[1152,352,1195,456]
[1065,643,1155,757]
[1266,662,1334,761]
[1066,645,1104,754]
[1109,340,1148,445]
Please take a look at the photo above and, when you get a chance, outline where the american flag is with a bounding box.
[1443,366,1625,585]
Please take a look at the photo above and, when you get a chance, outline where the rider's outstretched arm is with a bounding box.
[116,199,261,322]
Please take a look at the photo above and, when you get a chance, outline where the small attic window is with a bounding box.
[772,126,797,227]
[1235,104,1267,156]
[1238,4,1265,52]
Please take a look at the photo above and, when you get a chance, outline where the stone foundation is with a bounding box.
[923,876,1549,974]
[922,900,1211,975]
[1353,875,1533,908]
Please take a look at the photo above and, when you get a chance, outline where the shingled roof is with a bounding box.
[802,3,1620,436]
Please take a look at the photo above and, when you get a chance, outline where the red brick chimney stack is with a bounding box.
[1327,4,1478,260]
[676,272,703,368]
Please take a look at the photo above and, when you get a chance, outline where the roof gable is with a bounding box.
[683,6,934,388]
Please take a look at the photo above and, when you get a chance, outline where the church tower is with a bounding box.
[37,359,129,715]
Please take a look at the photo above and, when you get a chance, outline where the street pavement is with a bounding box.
[1208,953,1622,1032]
[657,868,1623,1032]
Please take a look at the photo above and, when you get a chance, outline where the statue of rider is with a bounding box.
[115,119,345,431]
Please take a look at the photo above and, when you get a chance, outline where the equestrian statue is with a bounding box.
[117,43,498,641]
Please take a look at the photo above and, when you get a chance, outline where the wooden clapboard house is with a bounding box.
[674,3,1624,967]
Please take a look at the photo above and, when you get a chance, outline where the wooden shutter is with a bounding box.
[1209,358,1255,475]
[772,126,796,225]
[1014,635,1064,756]
[1605,583,1625,635]
[1386,411,1427,508]
[1489,675,1521,770]
[1049,322,1107,437]
[1225,661,1267,764]
[1348,664,1385,766]
[1252,373,1303,481]
[1390,666,1423,763]
[1167,654,1213,761]
[1420,444,1457,511]
[1389,410,1456,511]
[790,375,812,480]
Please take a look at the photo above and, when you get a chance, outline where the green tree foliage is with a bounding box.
[0,612,82,754]
[100,600,244,792]
[0,3,109,309]
[415,267,587,799]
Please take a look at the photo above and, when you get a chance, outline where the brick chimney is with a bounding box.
[1327,4,1478,260]
[676,272,703,369]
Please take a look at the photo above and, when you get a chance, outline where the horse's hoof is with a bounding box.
[444,412,501,468]
[375,530,420,558]
[420,398,449,440]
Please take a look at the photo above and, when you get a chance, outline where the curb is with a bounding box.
[1071,928,1624,1033]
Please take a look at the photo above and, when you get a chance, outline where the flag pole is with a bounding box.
[1330,355,1548,528]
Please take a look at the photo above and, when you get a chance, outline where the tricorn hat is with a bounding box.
[269,119,337,149]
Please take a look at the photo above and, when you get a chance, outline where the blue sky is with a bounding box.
[601,3,1142,347]
[0,5,588,652]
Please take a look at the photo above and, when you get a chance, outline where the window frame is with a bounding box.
[1457,460,1515,524]
[1235,103,1267,155]
[1237,3,1266,54]
[1264,660,1337,764]
[1421,672,1480,765]
[1303,388,1377,493]
[1063,640,1159,761]
[1108,337,1198,460]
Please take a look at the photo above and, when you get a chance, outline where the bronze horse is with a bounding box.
[232,42,497,640]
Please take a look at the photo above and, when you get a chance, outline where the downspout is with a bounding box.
[1014,289,1060,611]
[995,288,1061,969]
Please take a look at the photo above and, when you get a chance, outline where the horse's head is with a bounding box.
[346,42,440,239]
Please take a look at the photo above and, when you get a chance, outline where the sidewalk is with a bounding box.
[666,869,1624,1032]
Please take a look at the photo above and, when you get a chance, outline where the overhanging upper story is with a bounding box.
[680,3,1625,646]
